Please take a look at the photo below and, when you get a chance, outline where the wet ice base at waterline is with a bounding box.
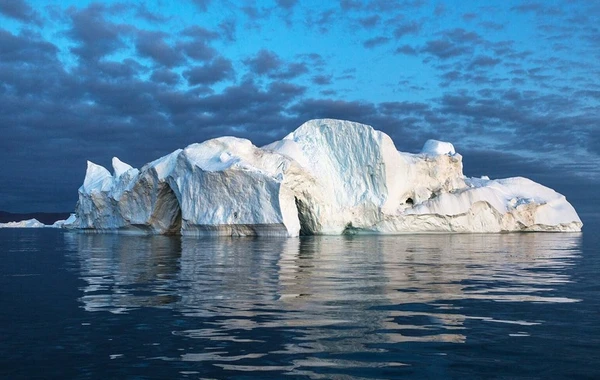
[1,227,599,379]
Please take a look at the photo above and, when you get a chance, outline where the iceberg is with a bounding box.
[69,119,582,236]
[0,218,46,228]
[51,214,77,228]
[0,217,70,228]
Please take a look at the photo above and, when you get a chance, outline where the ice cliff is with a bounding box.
[68,119,582,236]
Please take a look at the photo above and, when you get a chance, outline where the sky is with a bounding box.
[0,0,598,216]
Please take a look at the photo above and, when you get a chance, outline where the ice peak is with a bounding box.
[285,119,376,140]
[112,157,134,178]
[421,140,456,156]
[82,161,113,193]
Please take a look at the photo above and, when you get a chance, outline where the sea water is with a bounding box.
[1,219,599,379]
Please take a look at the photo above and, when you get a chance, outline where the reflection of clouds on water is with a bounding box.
[66,231,582,376]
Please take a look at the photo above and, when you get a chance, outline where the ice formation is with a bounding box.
[0,219,46,228]
[69,119,582,236]
[0,217,72,228]
[51,214,76,228]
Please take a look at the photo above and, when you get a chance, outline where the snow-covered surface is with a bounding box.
[53,213,77,228]
[69,119,582,236]
[421,139,456,156]
[82,161,113,193]
[0,219,46,228]
[0,217,73,228]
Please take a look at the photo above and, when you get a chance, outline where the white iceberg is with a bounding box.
[0,217,70,228]
[0,218,46,228]
[51,213,77,228]
[69,119,582,236]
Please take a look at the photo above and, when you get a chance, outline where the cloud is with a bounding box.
[588,129,600,155]
[180,25,220,40]
[198,80,304,116]
[218,19,236,41]
[290,98,378,123]
[367,0,404,12]
[378,101,431,115]
[363,36,390,49]
[243,49,309,79]
[183,57,235,85]
[190,0,211,12]
[299,53,326,68]
[312,75,332,85]
[134,3,170,23]
[357,15,380,29]
[422,39,473,59]
[443,28,482,43]
[276,62,309,79]
[66,4,133,62]
[395,44,418,55]
[95,59,145,79]
[419,28,483,59]
[339,0,363,11]
[341,0,417,12]
[178,26,220,61]
[275,0,298,10]
[0,0,42,25]
[511,2,562,16]
[241,5,271,21]
[462,13,476,22]
[401,0,426,8]
[135,30,185,67]
[244,49,282,75]
[434,88,598,161]
[511,3,544,13]
[469,55,501,69]
[150,68,181,85]
[480,21,504,31]
[434,3,446,16]
[392,21,421,38]
[0,28,58,64]
[310,9,336,33]
[275,0,299,27]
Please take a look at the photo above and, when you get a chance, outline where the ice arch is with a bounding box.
[148,184,182,235]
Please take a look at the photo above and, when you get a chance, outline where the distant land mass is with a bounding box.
[0,211,70,225]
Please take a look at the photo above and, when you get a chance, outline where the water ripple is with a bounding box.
[65,231,583,378]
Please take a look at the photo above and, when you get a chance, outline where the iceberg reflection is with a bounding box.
[65,233,182,313]
[66,231,582,373]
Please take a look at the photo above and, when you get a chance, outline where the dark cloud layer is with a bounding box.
[135,31,184,67]
[183,57,235,85]
[0,1,598,217]
[0,0,41,24]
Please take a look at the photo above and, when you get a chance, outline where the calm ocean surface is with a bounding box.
[1,218,599,379]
